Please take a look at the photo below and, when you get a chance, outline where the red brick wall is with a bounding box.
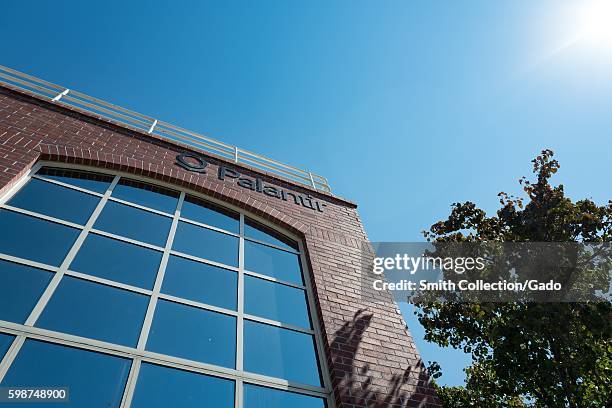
[0,85,440,408]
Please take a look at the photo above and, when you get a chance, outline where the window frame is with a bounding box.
[0,161,334,408]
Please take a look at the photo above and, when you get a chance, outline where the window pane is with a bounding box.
[245,241,303,285]
[36,276,148,347]
[37,167,113,194]
[0,333,15,360]
[244,320,320,386]
[244,384,326,408]
[0,260,53,323]
[146,300,235,368]
[8,178,101,224]
[0,210,80,266]
[162,255,237,310]
[131,363,234,408]
[245,276,310,328]
[1,340,131,408]
[94,201,172,247]
[245,218,297,251]
[181,195,239,233]
[112,179,179,214]
[173,222,238,267]
[70,234,162,289]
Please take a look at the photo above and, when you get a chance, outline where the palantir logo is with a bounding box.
[176,152,208,173]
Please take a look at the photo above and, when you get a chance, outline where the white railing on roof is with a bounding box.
[0,64,332,193]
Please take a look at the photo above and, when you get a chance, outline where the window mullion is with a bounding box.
[120,192,185,406]
[119,357,142,408]
[135,191,184,350]
[0,336,25,383]
[236,213,245,408]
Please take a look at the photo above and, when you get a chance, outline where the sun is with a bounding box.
[576,0,612,48]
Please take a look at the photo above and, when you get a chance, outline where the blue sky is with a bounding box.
[2,0,611,387]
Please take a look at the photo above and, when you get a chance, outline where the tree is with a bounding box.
[416,150,611,407]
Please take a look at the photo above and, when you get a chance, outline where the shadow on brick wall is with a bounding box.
[330,309,440,408]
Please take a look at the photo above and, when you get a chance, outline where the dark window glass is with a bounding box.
[245,218,297,251]
[244,384,325,408]
[181,195,239,233]
[245,241,303,285]
[0,333,15,361]
[94,201,172,247]
[244,320,320,386]
[112,179,179,214]
[36,277,148,347]
[131,363,234,408]
[245,276,310,328]
[1,340,131,408]
[162,255,237,310]
[7,178,100,225]
[146,300,235,368]
[70,234,162,289]
[0,210,80,266]
[37,167,113,194]
[173,222,238,267]
[0,260,53,324]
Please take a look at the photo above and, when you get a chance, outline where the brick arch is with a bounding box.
[35,143,311,237]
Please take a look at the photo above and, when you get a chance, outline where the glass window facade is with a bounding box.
[7,177,101,224]
[245,240,303,285]
[244,383,326,408]
[173,221,239,266]
[0,340,131,408]
[0,260,53,324]
[36,276,149,347]
[0,333,14,360]
[0,210,80,266]
[146,299,236,368]
[131,363,235,408]
[94,201,173,247]
[0,165,328,407]
[244,320,321,386]
[245,275,311,329]
[161,255,237,310]
[69,233,163,290]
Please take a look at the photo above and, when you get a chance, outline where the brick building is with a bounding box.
[0,66,439,407]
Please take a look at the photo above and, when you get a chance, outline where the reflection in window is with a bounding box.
[245,241,303,285]
[70,234,162,289]
[94,201,172,247]
[7,178,100,224]
[0,210,80,266]
[245,218,297,251]
[244,384,326,408]
[162,255,237,310]
[146,300,236,368]
[37,167,113,194]
[245,275,310,328]
[0,333,15,360]
[36,277,149,347]
[0,260,53,324]
[182,195,239,233]
[173,222,238,267]
[112,179,179,214]
[0,340,131,408]
[131,363,234,408]
[244,320,321,386]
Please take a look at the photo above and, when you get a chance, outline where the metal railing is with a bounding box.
[0,65,332,193]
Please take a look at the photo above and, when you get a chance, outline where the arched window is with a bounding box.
[0,164,331,407]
